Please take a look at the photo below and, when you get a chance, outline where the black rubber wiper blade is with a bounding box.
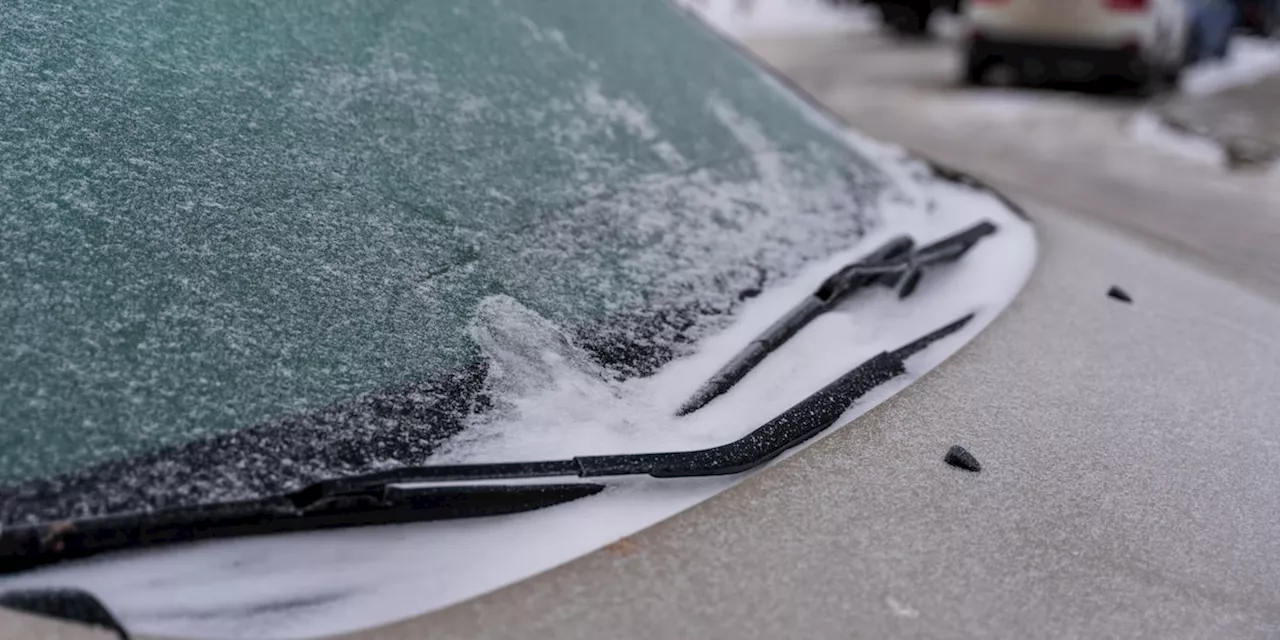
[0,482,605,576]
[0,314,973,576]
[301,314,970,498]
[676,221,996,416]
[674,233,915,417]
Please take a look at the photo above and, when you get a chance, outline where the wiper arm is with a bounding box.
[0,313,974,576]
[676,220,997,416]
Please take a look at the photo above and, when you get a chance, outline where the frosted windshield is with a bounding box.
[0,0,887,521]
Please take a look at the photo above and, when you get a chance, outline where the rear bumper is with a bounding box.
[967,35,1150,81]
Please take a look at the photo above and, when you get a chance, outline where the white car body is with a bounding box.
[965,0,1190,84]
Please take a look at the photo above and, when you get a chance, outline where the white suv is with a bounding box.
[963,0,1190,93]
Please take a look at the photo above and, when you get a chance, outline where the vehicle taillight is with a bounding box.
[1106,0,1149,12]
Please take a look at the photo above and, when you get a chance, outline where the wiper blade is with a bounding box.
[0,314,974,576]
[676,220,997,416]
[0,483,605,576]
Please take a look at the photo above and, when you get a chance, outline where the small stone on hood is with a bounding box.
[1107,286,1132,303]
[945,445,981,472]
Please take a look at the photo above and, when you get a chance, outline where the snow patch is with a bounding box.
[439,296,638,460]
[677,0,879,37]
[517,16,582,60]
[708,94,790,184]
[1128,112,1226,167]
[935,90,1069,123]
[1183,36,1280,96]
[579,81,690,168]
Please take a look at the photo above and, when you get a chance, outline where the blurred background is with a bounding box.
[686,0,1279,169]
[680,0,1280,290]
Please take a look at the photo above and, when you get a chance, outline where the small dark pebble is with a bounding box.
[944,445,981,473]
[1107,286,1132,303]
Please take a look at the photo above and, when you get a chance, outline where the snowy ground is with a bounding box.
[1128,111,1227,167]
[686,0,1280,176]
[677,0,880,37]
[1182,37,1280,96]
[737,3,1280,297]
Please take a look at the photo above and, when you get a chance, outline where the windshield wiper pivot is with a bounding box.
[676,220,996,416]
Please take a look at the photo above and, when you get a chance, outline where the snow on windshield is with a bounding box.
[0,0,894,523]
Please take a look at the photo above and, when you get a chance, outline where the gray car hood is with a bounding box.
[375,199,1280,640]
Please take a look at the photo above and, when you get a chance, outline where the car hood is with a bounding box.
[369,199,1280,640]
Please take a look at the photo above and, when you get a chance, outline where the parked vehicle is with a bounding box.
[867,0,964,36]
[963,0,1190,93]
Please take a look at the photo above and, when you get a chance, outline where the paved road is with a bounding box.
[745,30,1280,299]
[1162,73,1280,167]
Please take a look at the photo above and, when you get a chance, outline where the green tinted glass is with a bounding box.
[0,0,882,486]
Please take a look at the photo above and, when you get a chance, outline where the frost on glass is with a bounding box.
[0,0,887,521]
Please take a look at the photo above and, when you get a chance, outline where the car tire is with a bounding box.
[1123,67,1163,98]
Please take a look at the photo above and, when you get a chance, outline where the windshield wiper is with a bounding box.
[0,313,975,576]
[676,220,997,416]
[0,483,607,576]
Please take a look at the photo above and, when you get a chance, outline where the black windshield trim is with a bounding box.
[0,313,972,576]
